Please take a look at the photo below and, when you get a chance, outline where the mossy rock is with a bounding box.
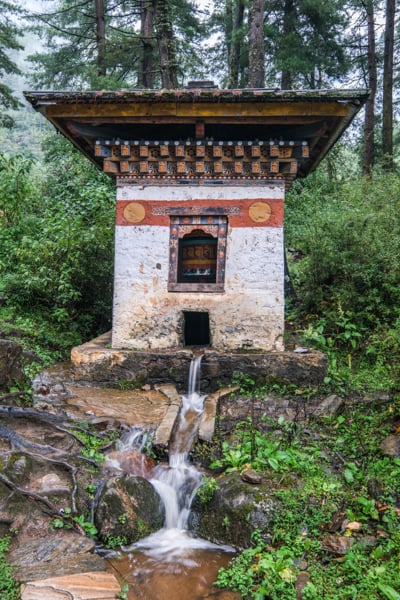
[189,472,280,549]
[94,474,165,546]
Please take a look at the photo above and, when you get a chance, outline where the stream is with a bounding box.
[105,356,237,599]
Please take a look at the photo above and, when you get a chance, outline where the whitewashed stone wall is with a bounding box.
[112,184,285,351]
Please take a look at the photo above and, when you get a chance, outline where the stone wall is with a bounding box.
[112,183,285,351]
[71,333,327,391]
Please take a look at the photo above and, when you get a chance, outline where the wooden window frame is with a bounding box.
[168,214,227,292]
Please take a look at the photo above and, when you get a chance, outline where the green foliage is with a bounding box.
[0,136,115,360]
[196,477,220,504]
[27,0,206,90]
[215,401,400,599]
[0,536,19,600]
[117,583,129,600]
[71,424,118,463]
[211,416,320,475]
[286,167,400,393]
[52,507,98,538]
[104,534,128,549]
[216,529,301,599]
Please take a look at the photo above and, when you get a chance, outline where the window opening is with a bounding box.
[178,230,217,283]
[184,311,210,346]
[168,215,227,292]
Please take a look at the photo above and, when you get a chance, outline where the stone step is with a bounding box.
[153,384,182,448]
[20,571,121,600]
[199,386,238,441]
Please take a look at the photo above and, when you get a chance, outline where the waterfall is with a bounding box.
[122,354,232,560]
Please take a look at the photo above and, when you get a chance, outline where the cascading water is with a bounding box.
[107,355,235,599]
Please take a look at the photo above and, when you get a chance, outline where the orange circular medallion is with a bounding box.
[249,201,272,223]
[123,202,146,223]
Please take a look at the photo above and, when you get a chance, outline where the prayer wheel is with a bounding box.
[179,234,217,281]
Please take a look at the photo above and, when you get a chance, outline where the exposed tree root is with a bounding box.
[0,422,68,456]
[0,471,60,516]
[0,405,66,425]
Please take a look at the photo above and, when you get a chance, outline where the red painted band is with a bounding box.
[115,199,284,227]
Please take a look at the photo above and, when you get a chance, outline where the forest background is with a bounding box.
[0,0,399,393]
[0,2,400,599]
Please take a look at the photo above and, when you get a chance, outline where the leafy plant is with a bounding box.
[196,477,220,504]
[52,508,98,538]
[0,537,19,600]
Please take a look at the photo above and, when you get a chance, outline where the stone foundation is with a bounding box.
[71,332,327,392]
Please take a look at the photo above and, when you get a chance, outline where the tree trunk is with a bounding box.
[154,0,178,88]
[95,0,106,77]
[139,0,154,88]
[228,0,245,88]
[248,0,265,87]
[363,0,377,175]
[382,0,396,170]
[281,0,294,89]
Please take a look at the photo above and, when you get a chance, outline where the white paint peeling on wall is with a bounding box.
[117,183,285,202]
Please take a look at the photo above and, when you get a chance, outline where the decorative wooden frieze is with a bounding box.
[121,142,130,157]
[235,144,244,157]
[270,159,279,173]
[196,144,205,157]
[270,144,279,157]
[160,144,169,157]
[99,139,309,183]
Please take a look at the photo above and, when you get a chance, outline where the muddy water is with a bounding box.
[107,547,239,600]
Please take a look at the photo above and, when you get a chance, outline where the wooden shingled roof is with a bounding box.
[24,87,369,183]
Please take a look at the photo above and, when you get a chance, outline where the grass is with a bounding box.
[213,393,400,599]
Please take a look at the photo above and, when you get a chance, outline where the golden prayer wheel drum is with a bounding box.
[180,236,217,279]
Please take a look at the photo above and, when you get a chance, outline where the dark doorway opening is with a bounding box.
[184,311,210,346]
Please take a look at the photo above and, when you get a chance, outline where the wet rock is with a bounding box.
[20,571,121,599]
[9,532,106,582]
[359,535,377,548]
[381,435,400,458]
[36,473,71,496]
[240,468,262,485]
[321,534,354,555]
[0,339,23,390]
[4,452,32,484]
[313,394,344,417]
[189,472,279,549]
[94,474,165,545]
[104,449,156,478]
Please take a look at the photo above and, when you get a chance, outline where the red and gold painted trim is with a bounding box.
[116,198,283,228]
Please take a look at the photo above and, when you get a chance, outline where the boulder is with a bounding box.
[189,472,279,549]
[8,533,106,582]
[313,394,344,417]
[0,339,23,390]
[94,474,165,546]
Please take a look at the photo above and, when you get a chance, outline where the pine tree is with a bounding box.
[0,0,23,126]
[27,0,205,90]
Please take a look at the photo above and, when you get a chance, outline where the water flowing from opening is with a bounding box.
[107,355,235,598]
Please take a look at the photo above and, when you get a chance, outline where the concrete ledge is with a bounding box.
[71,333,327,392]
